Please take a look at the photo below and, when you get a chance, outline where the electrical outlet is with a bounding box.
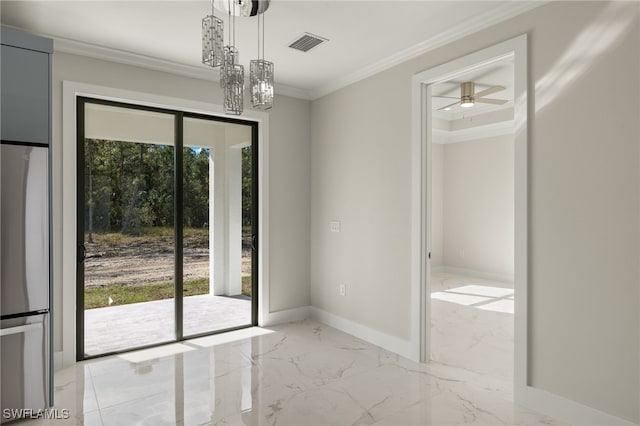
[339,284,346,296]
[330,221,341,233]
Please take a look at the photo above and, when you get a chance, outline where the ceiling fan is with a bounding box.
[435,81,507,110]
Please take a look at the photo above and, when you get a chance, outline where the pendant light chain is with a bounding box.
[262,10,265,60]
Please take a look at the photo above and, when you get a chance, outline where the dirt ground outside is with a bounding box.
[83,231,251,289]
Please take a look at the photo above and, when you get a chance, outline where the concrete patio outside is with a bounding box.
[84,294,252,356]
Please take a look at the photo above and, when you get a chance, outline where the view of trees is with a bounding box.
[84,139,252,239]
[241,146,252,228]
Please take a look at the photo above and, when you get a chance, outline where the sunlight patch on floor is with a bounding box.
[477,299,514,314]
[432,284,514,314]
[187,327,274,348]
[448,284,513,298]
[431,291,491,306]
[117,342,195,363]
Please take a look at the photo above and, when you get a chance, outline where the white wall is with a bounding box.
[441,135,514,278]
[310,2,639,422]
[52,52,311,353]
[431,143,443,268]
[311,82,412,340]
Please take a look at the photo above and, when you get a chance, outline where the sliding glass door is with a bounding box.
[182,116,256,337]
[76,98,258,359]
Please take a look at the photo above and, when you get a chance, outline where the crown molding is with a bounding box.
[9,0,544,103]
[433,120,514,144]
[275,83,314,101]
[310,1,547,100]
[52,36,314,101]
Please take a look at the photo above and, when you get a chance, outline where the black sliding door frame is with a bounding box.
[76,97,259,361]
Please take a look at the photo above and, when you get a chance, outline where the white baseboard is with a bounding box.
[309,307,414,360]
[432,265,446,274]
[261,305,311,327]
[260,305,415,361]
[520,384,638,426]
[436,265,514,284]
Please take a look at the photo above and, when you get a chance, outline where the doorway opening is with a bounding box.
[411,35,527,398]
[76,98,258,359]
[429,57,515,391]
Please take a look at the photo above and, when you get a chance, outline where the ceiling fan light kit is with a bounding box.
[202,0,274,115]
[436,81,508,111]
[460,81,475,107]
[460,98,475,108]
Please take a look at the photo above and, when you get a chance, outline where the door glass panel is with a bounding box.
[182,117,253,336]
[82,103,176,356]
[241,145,253,302]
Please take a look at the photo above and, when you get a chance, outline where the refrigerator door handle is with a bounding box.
[0,322,43,337]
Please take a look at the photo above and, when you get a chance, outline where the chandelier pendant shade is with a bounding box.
[202,0,223,68]
[223,63,245,115]
[221,44,244,114]
[250,59,273,110]
[220,45,239,88]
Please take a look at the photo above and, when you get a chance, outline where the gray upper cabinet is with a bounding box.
[1,28,52,145]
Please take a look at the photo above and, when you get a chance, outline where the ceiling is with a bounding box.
[0,1,540,100]
[432,58,514,119]
[431,58,515,143]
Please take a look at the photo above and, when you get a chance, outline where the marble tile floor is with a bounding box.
[18,319,561,425]
[430,272,515,392]
[84,294,252,356]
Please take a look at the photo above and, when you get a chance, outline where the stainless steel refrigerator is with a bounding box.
[0,143,50,423]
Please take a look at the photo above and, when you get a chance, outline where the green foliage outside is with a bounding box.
[85,140,211,238]
[85,276,252,309]
[85,278,208,309]
[241,275,252,297]
[241,146,252,227]
[88,227,207,246]
[85,139,252,238]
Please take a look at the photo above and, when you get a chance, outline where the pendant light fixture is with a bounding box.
[250,9,274,110]
[202,0,223,68]
[201,0,272,115]
[220,0,244,115]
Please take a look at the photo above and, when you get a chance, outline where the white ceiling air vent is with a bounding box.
[288,33,328,52]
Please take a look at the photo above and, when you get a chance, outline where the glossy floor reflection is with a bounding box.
[431,272,514,394]
[24,320,560,425]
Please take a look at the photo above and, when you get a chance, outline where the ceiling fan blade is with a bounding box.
[475,98,508,105]
[438,100,461,110]
[474,85,506,98]
[432,95,460,99]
